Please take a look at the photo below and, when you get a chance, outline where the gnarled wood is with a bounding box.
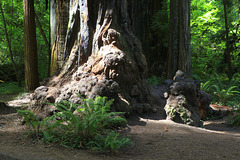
[31,0,164,117]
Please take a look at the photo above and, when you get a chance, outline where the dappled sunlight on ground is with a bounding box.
[0,95,240,160]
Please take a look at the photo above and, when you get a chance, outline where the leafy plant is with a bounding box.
[0,81,24,94]
[54,100,78,113]
[147,76,163,85]
[199,72,240,105]
[211,72,240,105]
[87,131,133,154]
[104,116,128,129]
[17,109,43,138]
[73,97,118,141]
[226,105,240,126]
[200,80,214,93]
[18,96,132,153]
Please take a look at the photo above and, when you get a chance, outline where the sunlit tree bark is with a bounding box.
[32,0,155,113]
[49,0,69,75]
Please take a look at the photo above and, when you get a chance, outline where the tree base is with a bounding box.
[30,44,160,116]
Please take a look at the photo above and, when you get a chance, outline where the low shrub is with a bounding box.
[0,81,24,94]
[200,72,240,106]
[147,75,163,85]
[87,131,133,154]
[226,105,240,126]
[17,110,44,139]
[18,96,132,153]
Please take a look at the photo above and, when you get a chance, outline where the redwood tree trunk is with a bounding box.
[167,0,192,78]
[23,0,39,91]
[50,0,56,49]
[31,0,157,114]
[50,0,69,75]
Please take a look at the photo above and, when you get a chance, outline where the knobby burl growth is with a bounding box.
[30,0,156,117]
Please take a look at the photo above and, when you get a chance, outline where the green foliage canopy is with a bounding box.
[0,0,49,82]
[191,0,240,78]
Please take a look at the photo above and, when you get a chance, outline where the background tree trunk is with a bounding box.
[223,0,232,78]
[127,0,164,76]
[23,0,39,91]
[35,12,50,70]
[167,0,192,78]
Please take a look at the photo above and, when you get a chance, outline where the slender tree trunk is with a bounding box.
[35,12,50,60]
[223,0,232,78]
[167,0,192,78]
[23,0,39,91]
[35,12,51,73]
[0,3,21,87]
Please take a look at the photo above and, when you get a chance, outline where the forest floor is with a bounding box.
[0,94,240,160]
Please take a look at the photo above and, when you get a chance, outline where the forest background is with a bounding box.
[0,0,239,107]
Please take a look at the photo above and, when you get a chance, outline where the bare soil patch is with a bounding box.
[0,96,240,160]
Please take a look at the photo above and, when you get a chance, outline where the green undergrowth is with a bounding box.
[147,75,163,85]
[196,72,240,106]
[0,81,24,95]
[18,96,133,154]
[196,72,240,126]
[226,104,240,127]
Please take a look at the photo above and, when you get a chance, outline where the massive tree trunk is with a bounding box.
[31,0,159,114]
[23,0,39,91]
[50,0,57,50]
[167,0,192,78]
[50,0,69,75]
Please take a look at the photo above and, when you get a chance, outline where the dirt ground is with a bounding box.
[0,95,240,160]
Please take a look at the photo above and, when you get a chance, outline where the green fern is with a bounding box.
[18,96,132,152]
[211,72,240,105]
[200,80,213,92]
[226,105,240,126]
[87,131,133,154]
[17,109,43,138]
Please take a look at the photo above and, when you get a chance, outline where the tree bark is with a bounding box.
[128,1,164,76]
[31,0,157,114]
[167,0,192,78]
[56,0,69,73]
[223,0,232,78]
[49,0,69,75]
[23,0,39,91]
[0,3,21,87]
[50,0,56,49]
